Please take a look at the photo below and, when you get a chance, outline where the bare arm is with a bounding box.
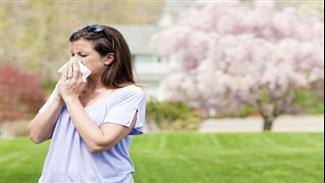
[56,60,137,152]
[27,90,64,144]
[64,97,136,153]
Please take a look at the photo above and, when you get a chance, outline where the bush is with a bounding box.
[146,97,203,131]
[293,89,324,114]
[42,80,57,96]
[0,64,45,122]
[214,89,324,118]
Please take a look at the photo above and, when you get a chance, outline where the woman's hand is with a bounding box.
[57,60,87,102]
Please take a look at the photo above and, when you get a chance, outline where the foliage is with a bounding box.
[42,80,57,97]
[151,0,324,130]
[2,1,164,82]
[1,133,324,183]
[218,89,324,118]
[0,64,45,122]
[146,98,203,131]
[293,89,324,114]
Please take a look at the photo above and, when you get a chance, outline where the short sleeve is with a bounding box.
[101,87,146,135]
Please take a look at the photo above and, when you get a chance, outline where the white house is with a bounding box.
[112,25,171,101]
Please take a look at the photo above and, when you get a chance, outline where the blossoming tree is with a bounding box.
[150,0,324,130]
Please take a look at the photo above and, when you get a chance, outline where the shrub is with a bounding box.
[0,64,45,122]
[146,97,203,131]
[293,89,324,114]
[214,89,324,118]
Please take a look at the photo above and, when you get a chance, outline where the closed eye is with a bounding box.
[71,53,88,58]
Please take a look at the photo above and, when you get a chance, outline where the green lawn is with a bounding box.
[1,133,324,183]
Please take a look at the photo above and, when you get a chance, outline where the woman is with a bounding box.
[27,24,146,183]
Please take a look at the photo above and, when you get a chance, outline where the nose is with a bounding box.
[72,55,81,60]
[71,56,83,63]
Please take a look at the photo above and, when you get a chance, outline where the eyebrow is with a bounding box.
[70,51,88,54]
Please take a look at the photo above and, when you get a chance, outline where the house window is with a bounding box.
[133,54,159,64]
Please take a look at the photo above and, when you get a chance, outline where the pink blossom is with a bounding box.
[151,1,324,119]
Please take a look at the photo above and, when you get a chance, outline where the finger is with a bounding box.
[67,62,73,79]
[62,62,68,80]
[72,60,81,82]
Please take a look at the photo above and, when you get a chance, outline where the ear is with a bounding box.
[103,53,114,66]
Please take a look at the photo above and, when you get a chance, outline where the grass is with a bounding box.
[1,133,324,183]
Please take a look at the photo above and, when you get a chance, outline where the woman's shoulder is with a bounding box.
[116,84,145,99]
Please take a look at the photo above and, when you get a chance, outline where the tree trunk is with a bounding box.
[262,117,274,131]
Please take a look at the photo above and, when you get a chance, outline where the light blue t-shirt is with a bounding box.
[38,85,146,183]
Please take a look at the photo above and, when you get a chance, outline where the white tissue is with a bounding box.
[58,58,91,82]
[38,58,91,113]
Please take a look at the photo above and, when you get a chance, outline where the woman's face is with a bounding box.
[69,39,111,76]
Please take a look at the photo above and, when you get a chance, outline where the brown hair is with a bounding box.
[69,24,136,89]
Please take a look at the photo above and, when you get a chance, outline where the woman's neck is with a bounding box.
[84,76,107,94]
[83,75,134,95]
